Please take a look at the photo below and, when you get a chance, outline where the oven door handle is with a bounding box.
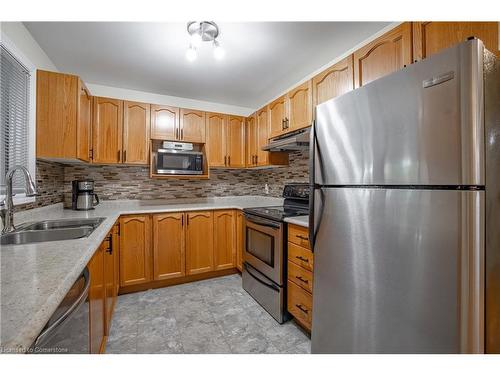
[244,215,281,229]
[244,263,280,292]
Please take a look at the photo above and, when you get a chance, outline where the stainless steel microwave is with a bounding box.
[155,143,203,175]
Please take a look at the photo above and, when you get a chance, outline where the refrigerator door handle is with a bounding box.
[309,120,315,250]
[309,120,324,252]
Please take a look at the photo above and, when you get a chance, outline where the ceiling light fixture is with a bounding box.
[186,21,224,61]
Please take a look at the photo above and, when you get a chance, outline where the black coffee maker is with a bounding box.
[71,180,99,210]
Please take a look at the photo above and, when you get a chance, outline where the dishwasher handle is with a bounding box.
[34,267,90,347]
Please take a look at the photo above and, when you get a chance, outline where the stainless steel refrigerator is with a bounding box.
[309,39,500,354]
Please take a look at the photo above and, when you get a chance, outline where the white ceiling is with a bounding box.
[24,22,391,108]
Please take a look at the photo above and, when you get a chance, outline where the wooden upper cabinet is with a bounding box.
[312,55,354,107]
[287,80,312,131]
[123,101,150,165]
[151,105,179,141]
[180,108,206,143]
[119,215,152,287]
[207,112,227,167]
[268,95,287,139]
[227,116,246,168]
[353,23,412,88]
[413,21,500,61]
[88,244,105,354]
[185,211,214,275]
[256,107,269,166]
[77,80,92,162]
[152,213,185,281]
[36,70,88,161]
[213,210,236,271]
[235,210,244,272]
[92,97,123,164]
[246,114,257,167]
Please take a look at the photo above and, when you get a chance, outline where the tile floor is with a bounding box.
[106,274,311,354]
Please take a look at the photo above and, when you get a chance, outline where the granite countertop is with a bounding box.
[0,195,282,352]
[284,215,309,228]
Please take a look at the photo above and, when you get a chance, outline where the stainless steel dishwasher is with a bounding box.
[31,268,90,354]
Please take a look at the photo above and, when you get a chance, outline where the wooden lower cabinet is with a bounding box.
[103,235,115,335]
[88,242,105,354]
[153,212,186,280]
[119,215,152,287]
[185,211,214,275]
[287,223,314,331]
[287,280,313,330]
[213,210,236,271]
[236,210,244,272]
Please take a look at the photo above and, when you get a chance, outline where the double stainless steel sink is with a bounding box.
[1,218,106,245]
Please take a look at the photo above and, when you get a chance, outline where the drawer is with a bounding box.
[287,261,313,294]
[287,280,313,330]
[288,224,310,249]
[288,242,314,272]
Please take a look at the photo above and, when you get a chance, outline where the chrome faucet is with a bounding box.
[1,165,38,234]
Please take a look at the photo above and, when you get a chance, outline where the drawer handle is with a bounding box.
[296,234,309,241]
[295,255,309,263]
[295,304,309,314]
[295,275,309,284]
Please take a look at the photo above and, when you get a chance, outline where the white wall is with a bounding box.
[87,83,255,116]
[0,22,57,71]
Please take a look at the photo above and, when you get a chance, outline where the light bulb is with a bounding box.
[213,41,225,60]
[186,46,197,62]
[191,32,202,47]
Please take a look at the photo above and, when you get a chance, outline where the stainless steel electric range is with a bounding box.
[242,183,310,323]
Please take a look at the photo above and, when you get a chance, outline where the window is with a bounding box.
[0,33,36,204]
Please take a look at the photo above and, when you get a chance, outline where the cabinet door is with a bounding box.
[119,215,152,287]
[185,211,214,275]
[256,107,269,166]
[236,210,244,272]
[36,70,78,159]
[152,213,185,280]
[287,80,312,131]
[113,224,120,297]
[353,23,412,88]
[180,109,206,143]
[413,21,499,61]
[151,105,179,141]
[207,112,227,167]
[92,97,123,163]
[268,95,286,139]
[227,116,246,168]
[103,235,114,335]
[312,55,354,107]
[88,245,105,354]
[123,101,150,165]
[246,114,257,167]
[77,79,92,162]
[214,210,236,270]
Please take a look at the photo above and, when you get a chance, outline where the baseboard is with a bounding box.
[118,268,239,295]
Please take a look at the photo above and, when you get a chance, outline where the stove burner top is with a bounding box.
[244,205,309,222]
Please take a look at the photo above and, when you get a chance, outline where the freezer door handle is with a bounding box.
[309,120,324,252]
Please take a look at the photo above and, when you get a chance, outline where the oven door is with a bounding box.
[156,149,203,175]
[244,214,283,286]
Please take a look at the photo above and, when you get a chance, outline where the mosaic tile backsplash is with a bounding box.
[17,151,308,211]
[62,151,309,206]
[14,160,65,212]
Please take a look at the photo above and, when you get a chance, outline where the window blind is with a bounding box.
[0,44,31,196]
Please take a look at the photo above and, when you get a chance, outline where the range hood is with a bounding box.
[262,127,310,152]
